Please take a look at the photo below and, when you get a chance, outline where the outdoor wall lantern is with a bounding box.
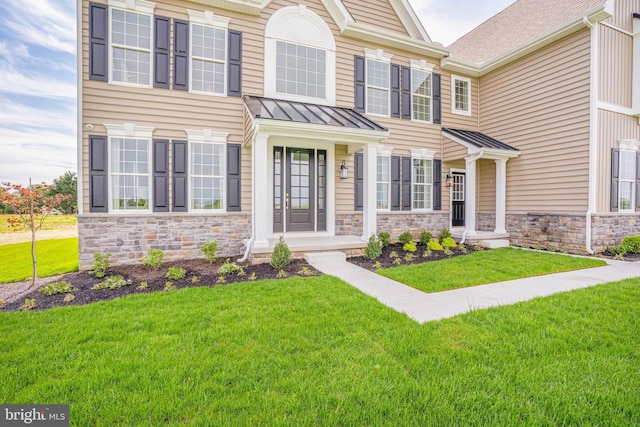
[445,173,453,187]
[340,161,349,179]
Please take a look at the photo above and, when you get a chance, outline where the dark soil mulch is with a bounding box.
[1,258,320,312]
[598,252,640,262]
[349,242,481,271]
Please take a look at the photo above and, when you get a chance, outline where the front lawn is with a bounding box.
[0,238,79,284]
[1,275,638,425]
[378,247,607,293]
[0,214,77,234]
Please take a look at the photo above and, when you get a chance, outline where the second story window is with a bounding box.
[412,69,432,122]
[367,59,390,116]
[452,75,471,116]
[188,11,230,95]
[111,8,152,86]
[276,41,327,99]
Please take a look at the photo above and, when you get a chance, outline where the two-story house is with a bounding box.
[77,0,640,268]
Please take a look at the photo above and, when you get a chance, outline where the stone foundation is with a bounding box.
[335,212,363,237]
[377,212,449,241]
[506,212,586,253]
[591,213,640,252]
[77,213,251,270]
[477,212,496,232]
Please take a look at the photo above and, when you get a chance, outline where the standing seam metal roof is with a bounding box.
[442,128,519,152]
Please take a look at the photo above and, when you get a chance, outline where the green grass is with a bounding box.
[0,275,638,425]
[0,214,77,234]
[0,238,78,284]
[378,247,607,293]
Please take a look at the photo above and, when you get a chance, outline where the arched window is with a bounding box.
[264,5,336,105]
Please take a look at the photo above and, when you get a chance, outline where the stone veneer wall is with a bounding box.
[77,213,251,270]
[477,212,496,232]
[377,212,449,241]
[591,213,640,252]
[505,213,586,252]
[335,212,363,237]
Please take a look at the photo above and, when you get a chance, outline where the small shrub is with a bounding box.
[89,251,111,278]
[438,229,452,242]
[616,245,632,256]
[164,282,175,291]
[621,235,640,253]
[20,298,36,311]
[373,261,382,270]
[604,246,616,255]
[403,242,417,253]
[63,294,75,303]
[427,239,444,251]
[166,267,186,280]
[444,247,453,256]
[137,281,148,290]
[459,244,468,254]
[218,261,244,276]
[248,272,257,281]
[92,275,131,290]
[143,248,165,270]
[404,253,415,262]
[0,298,5,306]
[393,257,402,265]
[191,276,199,283]
[364,234,383,260]
[216,276,226,284]
[441,237,457,248]
[474,244,484,252]
[419,231,432,246]
[297,266,315,276]
[614,253,625,260]
[389,250,398,258]
[399,231,413,245]
[270,236,292,269]
[201,241,219,263]
[378,232,391,248]
[423,248,432,258]
[276,269,288,278]
[39,280,77,296]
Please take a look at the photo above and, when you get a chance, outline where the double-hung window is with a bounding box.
[412,69,432,122]
[377,156,390,210]
[189,11,230,95]
[276,41,327,99]
[452,75,471,116]
[187,130,228,212]
[111,139,151,211]
[619,149,636,211]
[412,158,433,210]
[367,59,390,116]
[111,6,152,86]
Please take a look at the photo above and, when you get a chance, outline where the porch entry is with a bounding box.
[452,172,465,227]
[273,147,327,233]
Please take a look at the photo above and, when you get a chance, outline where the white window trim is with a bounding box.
[411,148,435,211]
[186,130,229,212]
[451,74,472,116]
[188,10,230,97]
[365,48,393,117]
[375,144,393,211]
[264,5,336,105]
[618,141,639,213]
[108,0,156,88]
[105,123,155,214]
[410,60,435,124]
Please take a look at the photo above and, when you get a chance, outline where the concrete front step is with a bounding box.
[304,251,347,264]
[479,239,510,248]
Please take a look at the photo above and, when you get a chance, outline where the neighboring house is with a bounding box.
[76,0,640,268]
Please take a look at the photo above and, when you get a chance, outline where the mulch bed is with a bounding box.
[349,242,481,271]
[1,258,320,312]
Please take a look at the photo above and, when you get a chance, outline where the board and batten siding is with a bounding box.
[599,23,633,108]
[478,29,592,213]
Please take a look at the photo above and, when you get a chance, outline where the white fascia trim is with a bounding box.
[443,133,521,159]
[377,144,394,156]
[388,0,431,42]
[410,148,435,159]
[343,22,449,59]
[186,129,230,143]
[598,101,635,116]
[409,59,434,72]
[364,48,393,63]
[451,74,472,117]
[319,0,355,32]
[185,0,270,16]
[187,9,231,28]
[105,123,155,138]
[251,120,388,145]
[441,2,614,77]
[619,139,640,150]
[109,0,155,14]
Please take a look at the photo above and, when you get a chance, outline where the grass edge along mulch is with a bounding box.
[0,238,79,284]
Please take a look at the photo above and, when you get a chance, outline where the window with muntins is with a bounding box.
[191,142,225,210]
[111,138,150,210]
[619,149,636,211]
[367,59,390,115]
[377,155,390,209]
[452,75,471,115]
[276,41,327,99]
[191,24,226,94]
[412,158,433,209]
[111,8,152,85]
[412,69,432,122]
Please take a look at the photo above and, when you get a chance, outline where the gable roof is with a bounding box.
[448,0,608,65]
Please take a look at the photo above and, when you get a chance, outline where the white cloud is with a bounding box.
[0,64,76,99]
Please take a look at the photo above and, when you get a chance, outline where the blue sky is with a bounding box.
[0,0,515,186]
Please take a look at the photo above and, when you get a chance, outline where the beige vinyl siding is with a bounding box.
[604,0,640,33]
[341,0,409,37]
[478,159,496,211]
[596,109,640,212]
[599,24,633,107]
[335,145,356,212]
[479,29,592,213]
[442,139,467,161]
[441,73,479,130]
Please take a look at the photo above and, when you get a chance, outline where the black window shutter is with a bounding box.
[89,135,108,212]
[153,139,169,212]
[402,157,412,210]
[173,19,189,91]
[401,66,411,120]
[636,152,640,212]
[354,56,366,113]
[433,159,442,210]
[227,143,242,211]
[433,73,442,124]
[611,148,619,212]
[172,140,188,212]
[391,156,401,210]
[391,64,401,118]
[154,16,171,88]
[228,30,242,97]
[355,152,363,211]
[89,3,108,81]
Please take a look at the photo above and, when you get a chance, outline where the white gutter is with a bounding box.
[584,16,599,255]
[76,0,83,215]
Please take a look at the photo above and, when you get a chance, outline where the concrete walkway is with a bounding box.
[306,251,640,323]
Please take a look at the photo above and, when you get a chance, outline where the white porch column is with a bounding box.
[465,155,477,236]
[362,143,378,240]
[253,133,270,248]
[494,158,507,234]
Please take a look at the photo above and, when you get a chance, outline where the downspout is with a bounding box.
[460,150,483,244]
[237,124,258,262]
[76,0,83,215]
[584,16,598,254]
